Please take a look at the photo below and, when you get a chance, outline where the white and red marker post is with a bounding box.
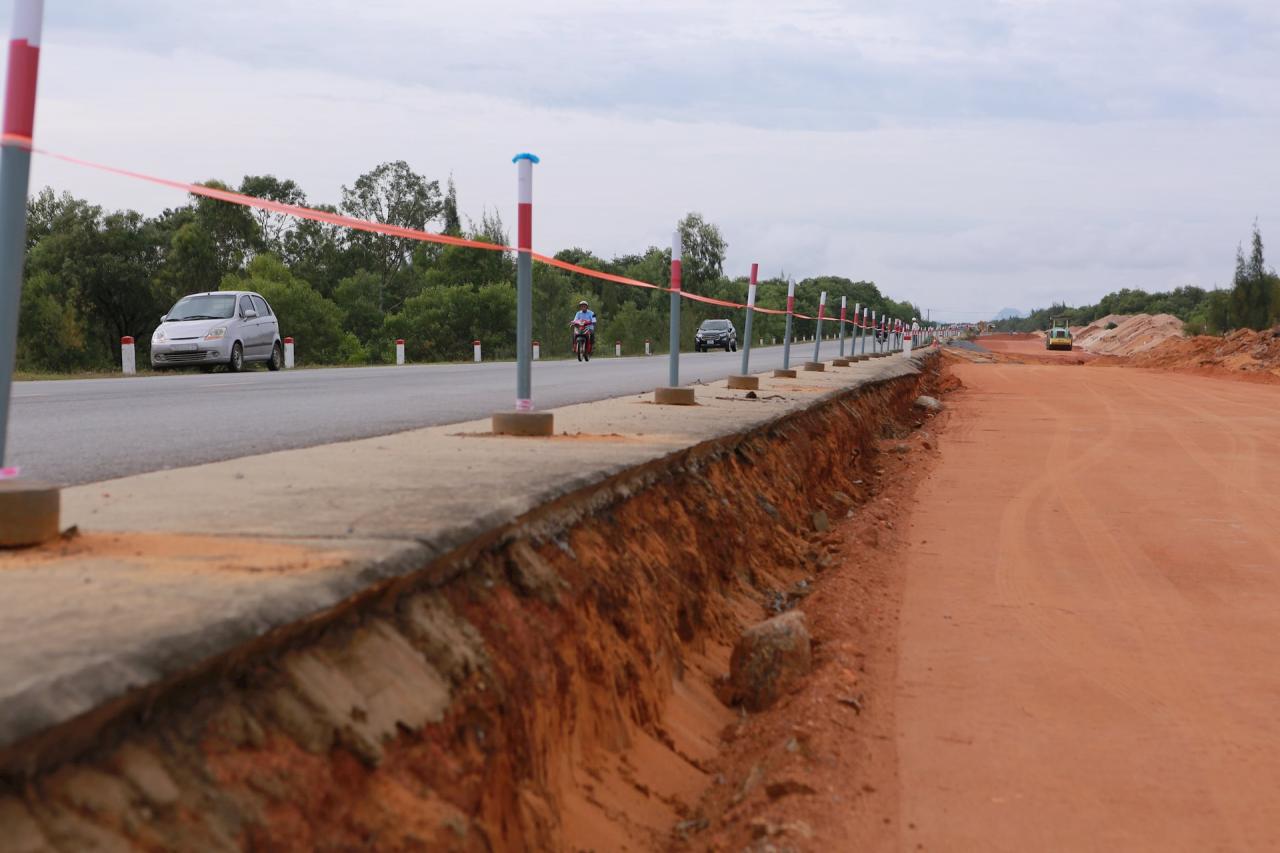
[512,152,539,410]
[533,340,540,361]
[473,339,482,363]
[838,296,848,357]
[782,278,796,370]
[0,0,43,476]
[615,340,621,357]
[812,291,828,362]
[395,338,405,365]
[283,337,295,368]
[668,229,682,387]
[120,336,136,375]
[740,262,759,375]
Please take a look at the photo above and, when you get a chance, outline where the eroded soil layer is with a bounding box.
[0,357,941,852]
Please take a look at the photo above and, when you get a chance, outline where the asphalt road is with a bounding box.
[6,341,868,485]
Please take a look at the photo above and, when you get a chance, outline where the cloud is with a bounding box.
[46,0,1280,129]
[9,0,1280,323]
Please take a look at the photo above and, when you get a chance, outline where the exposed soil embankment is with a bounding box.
[0,357,943,852]
[1090,324,1280,383]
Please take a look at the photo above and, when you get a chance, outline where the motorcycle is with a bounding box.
[571,319,595,362]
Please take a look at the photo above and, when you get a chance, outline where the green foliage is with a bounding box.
[1229,223,1276,331]
[17,177,930,373]
[341,160,443,309]
[677,212,727,288]
[222,255,345,364]
[333,270,385,347]
[336,332,370,365]
[1001,225,1275,336]
[384,282,516,362]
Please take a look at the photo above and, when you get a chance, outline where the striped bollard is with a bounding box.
[805,291,827,371]
[655,229,695,405]
[473,340,482,363]
[493,152,553,435]
[120,336,136,375]
[395,338,405,365]
[615,340,621,357]
[284,337,295,368]
[533,340,540,361]
[775,278,797,377]
[0,0,60,549]
[729,262,760,390]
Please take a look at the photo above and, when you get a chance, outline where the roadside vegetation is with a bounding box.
[15,165,921,373]
[992,223,1279,336]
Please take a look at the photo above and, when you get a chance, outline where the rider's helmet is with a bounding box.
[578,300,589,308]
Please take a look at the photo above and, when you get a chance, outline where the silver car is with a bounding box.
[151,291,283,372]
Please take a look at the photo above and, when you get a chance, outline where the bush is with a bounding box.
[223,255,345,364]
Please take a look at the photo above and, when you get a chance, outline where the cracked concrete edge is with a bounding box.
[0,352,934,776]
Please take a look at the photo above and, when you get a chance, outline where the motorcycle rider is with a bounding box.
[571,300,596,354]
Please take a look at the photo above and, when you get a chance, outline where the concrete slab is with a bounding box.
[0,355,929,756]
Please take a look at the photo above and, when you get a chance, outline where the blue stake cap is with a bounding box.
[512,152,541,164]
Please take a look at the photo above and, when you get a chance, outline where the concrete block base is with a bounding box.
[803,361,826,372]
[726,375,760,390]
[654,387,697,406]
[491,411,555,437]
[772,369,798,378]
[0,480,61,548]
[831,358,852,367]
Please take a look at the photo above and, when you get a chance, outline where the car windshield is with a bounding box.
[701,321,731,330]
[167,294,237,322]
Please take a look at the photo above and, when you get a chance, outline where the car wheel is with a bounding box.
[267,341,283,371]
[228,342,244,373]
[731,342,738,352]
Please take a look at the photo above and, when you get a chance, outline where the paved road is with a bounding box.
[7,341,870,485]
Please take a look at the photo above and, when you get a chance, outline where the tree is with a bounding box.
[238,175,307,255]
[677,212,727,289]
[1229,224,1274,331]
[341,161,443,310]
[442,175,462,237]
[333,270,385,346]
[280,204,352,298]
[190,180,260,275]
[222,255,345,363]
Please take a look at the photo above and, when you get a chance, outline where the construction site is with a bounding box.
[4,317,1280,851]
[3,1,1280,851]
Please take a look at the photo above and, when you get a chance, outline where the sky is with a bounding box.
[12,0,1280,321]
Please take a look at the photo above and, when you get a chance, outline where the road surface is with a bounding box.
[5,341,866,485]
[895,357,1280,850]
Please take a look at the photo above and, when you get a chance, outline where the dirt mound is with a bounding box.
[1076,313,1183,356]
[1121,326,1280,377]
[1072,313,1130,346]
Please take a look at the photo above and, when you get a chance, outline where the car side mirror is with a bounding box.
[160,315,167,323]
[243,309,258,319]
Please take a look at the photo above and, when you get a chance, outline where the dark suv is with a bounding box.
[695,319,738,352]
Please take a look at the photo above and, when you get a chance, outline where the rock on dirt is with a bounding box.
[726,611,813,711]
[913,395,943,412]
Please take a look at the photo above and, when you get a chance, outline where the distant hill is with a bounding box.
[994,307,1023,320]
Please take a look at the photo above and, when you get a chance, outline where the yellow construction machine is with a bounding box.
[1045,316,1073,350]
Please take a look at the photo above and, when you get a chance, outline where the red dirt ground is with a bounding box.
[692,354,1280,850]
[896,358,1280,850]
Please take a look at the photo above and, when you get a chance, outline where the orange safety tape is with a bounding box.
[27,141,819,320]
